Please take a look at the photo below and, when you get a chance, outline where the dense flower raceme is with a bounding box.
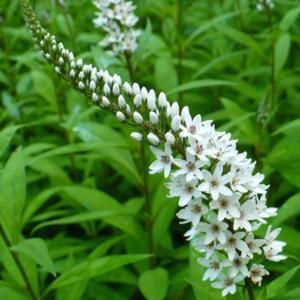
[256,0,274,11]
[22,0,286,296]
[93,0,140,55]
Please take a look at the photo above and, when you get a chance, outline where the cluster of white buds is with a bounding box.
[256,0,274,11]
[22,0,286,296]
[92,0,140,55]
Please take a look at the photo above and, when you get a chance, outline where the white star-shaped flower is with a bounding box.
[210,193,241,221]
[201,215,229,245]
[149,144,173,178]
[199,162,233,200]
[168,175,201,206]
[176,198,208,227]
[174,151,204,181]
[198,255,224,281]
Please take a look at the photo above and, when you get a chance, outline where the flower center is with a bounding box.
[161,155,170,164]
[192,204,202,213]
[210,261,220,270]
[210,180,219,188]
[228,237,236,246]
[196,144,203,154]
[224,278,234,287]
[185,184,195,194]
[188,125,197,135]
[220,199,228,208]
[186,161,195,171]
[211,224,220,233]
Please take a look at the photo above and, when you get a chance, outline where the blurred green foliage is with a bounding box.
[0,0,300,299]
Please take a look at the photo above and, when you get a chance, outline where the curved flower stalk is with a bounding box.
[256,0,274,11]
[93,0,140,55]
[22,0,286,297]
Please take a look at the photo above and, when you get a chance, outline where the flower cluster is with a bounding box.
[256,0,274,11]
[93,0,140,55]
[22,0,286,296]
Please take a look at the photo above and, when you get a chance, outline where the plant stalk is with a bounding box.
[0,224,40,300]
[176,0,184,106]
[245,278,255,300]
[124,52,155,266]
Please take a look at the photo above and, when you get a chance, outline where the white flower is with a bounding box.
[194,237,220,259]
[210,193,241,221]
[174,151,204,181]
[249,264,269,286]
[212,273,244,297]
[198,255,224,281]
[201,215,228,244]
[93,0,140,54]
[149,144,173,178]
[168,176,201,206]
[199,162,232,201]
[263,226,287,262]
[223,231,249,261]
[186,136,215,164]
[177,198,208,226]
[180,114,205,140]
[233,200,257,231]
[245,233,264,258]
[226,255,249,277]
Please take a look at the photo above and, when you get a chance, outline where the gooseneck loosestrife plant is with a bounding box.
[22,0,286,298]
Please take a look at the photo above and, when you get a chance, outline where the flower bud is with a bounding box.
[103,83,111,95]
[69,69,75,78]
[118,95,126,109]
[158,92,167,108]
[165,132,176,144]
[92,93,99,103]
[131,132,143,141]
[78,81,85,89]
[116,111,126,122]
[171,115,181,131]
[132,83,140,95]
[101,96,111,107]
[149,112,159,124]
[113,83,120,95]
[141,87,148,100]
[170,102,180,118]
[123,82,132,94]
[147,133,160,145]
[89,80,96,91]
[133,95,142,107]
[133,111,143,124]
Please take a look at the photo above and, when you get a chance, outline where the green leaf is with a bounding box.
[273,193,300,226]
[31,70,57,110]
[11,238,56,276]
[48,254,150,290]
[138,268,169,300]
[155,55,177,92]
[0,149,26,241]
[216,25,264,56]
[266,266,300,299]
[273,119,300,136]
[0,126,19,158]
[168,79,234,95]
[33,211,127,232]
[187,11,238,45]
[280,7,300,31]
[61,186,144,239]
[274,33,291,78]
[0,286,30,300]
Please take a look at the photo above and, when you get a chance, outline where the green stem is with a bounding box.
[245,278,255,300]
[124,51,155,266]
[176,0,184,106]
[267,8,276,108]
[0,224,40,300]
